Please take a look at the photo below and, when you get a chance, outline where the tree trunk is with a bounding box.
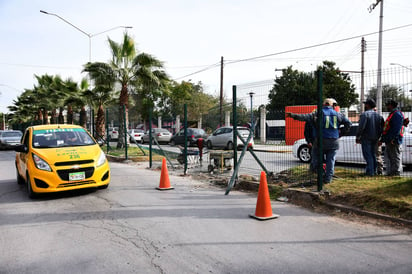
[43,109,49,125]
[67,105,73,124]
[37,109,43,125]
[117,84,129,149]
[80,106,87,128]
[95,105,105,139]
[51,109,57,124]
[58,107,64,124]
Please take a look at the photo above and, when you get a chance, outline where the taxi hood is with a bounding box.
[32,144,102,165]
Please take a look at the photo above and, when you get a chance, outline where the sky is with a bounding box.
[1,0,412,113]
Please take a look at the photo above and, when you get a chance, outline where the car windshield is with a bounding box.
[32,128,96,148]
[2,131,22,138]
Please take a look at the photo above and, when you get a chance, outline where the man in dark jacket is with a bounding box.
[356,99,384,176]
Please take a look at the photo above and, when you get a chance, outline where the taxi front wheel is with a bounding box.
[26,173,37,199]
[16,166,24,185]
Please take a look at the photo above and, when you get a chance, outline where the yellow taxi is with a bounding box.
[15,124,110,198]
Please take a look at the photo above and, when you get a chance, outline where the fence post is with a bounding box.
[232,85,238,175]
[106,108,109,153]
[317,70,323,192]
[184,104,188,175]
[91,109,95,138]
[123,105,128,160]
[149,108,152,168]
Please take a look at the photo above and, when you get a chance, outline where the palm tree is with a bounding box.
[84,32,169,148]
[64,78,89,126]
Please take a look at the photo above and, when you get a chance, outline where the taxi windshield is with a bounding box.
[32,128,96,148]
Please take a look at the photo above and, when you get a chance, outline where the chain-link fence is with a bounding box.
[230,65,412,191]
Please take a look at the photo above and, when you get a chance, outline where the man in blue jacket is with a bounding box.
[356,99,384,176]
[381,99,404,176]
[286,98,352,183]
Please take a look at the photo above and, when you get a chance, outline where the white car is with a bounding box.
[292,124,412,168]
[206,126,254,150]
[128,129,145,143]
[108,127,119,140]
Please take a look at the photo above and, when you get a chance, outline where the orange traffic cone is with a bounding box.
[156,158,174,190]
[249,171,279,220]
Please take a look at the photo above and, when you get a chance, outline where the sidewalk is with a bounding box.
[253,143,292,153]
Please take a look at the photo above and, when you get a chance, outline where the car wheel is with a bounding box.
[298,145,311,163]
[227,141,234,150]
[170,140,176,146]
[140,139,145,144]
[16,165,24,185]
[26,173,37,199]
[207,140,213,149]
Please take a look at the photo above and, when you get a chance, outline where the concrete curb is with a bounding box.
[283,188,412,227]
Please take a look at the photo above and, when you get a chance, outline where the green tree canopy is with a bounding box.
[267,61,358,116]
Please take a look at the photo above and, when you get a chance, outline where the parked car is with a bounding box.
[0,130,23,149]
[292,124,412,168]
[206,126,254,150]
[128,129,145,143]
[141,128,172,144]
[170,128,208,146]
[108,127,119,140]
[14,124,110,198]
[293,124,360,164]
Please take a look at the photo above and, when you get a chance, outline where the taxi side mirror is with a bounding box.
[14,144,28,153]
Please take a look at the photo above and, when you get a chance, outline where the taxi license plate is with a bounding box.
[69,171,85,181]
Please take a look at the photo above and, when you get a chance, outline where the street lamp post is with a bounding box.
[249,92,255,129]
[40,10,132,134]
[40,10,132,62]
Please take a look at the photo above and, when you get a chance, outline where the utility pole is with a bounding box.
[220,56,224,126]
[369,0,384,114]
[361,37,366,113]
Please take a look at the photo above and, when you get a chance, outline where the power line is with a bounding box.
[173,62,221,80]
[226,23,412,65]
[172,23,412,81]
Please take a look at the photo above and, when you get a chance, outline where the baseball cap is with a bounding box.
[363,98,376,108]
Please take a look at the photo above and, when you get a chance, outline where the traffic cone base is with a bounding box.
[157,158,174,191]
[250,171,279,221]
[249,213,279,221]
[156,186,174,190]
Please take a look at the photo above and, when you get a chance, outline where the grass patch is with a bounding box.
[103,145,173,161]
[284,165,412,220]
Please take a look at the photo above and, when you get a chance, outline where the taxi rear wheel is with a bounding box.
[26,173,37,199]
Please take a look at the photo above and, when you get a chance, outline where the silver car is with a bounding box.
[0,130,23,149]
[141,128,172,144]
[206,126,254,150]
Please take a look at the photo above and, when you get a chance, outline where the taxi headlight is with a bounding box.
[96,150,107,167]
[32,153,52,172]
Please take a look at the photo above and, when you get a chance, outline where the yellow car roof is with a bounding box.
[29,124,86,130]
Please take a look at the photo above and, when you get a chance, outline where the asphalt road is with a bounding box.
[0,150,411,273]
